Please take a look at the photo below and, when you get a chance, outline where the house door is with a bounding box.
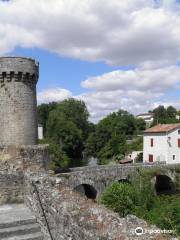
[149,154,153,162]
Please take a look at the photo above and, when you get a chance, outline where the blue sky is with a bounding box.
[0,0,180,122]
[12,47,122,95]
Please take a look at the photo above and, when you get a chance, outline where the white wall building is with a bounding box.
[143,124,180,164]
[38,124,43,140]
[136,113,154,127]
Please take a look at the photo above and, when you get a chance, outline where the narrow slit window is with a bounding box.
[150,138,154,147]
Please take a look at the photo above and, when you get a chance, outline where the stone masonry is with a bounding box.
[25,172,176,240]
[57,163,180,197]
[0,57,39,146]
[0,57,49,205]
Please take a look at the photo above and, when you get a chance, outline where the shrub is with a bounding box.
[147,195,180,236]
[100,182,138,217]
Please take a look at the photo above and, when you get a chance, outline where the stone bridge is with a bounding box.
[57,163,180,199]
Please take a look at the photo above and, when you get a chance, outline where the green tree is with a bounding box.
[48,141,70,170]
[85,109,139,164]
[152,105,179,125]
[37,102,57,135]
[56,98,90,140]
[153,105,167,124]
[46,110,83,159]
[135,118,146,133]
[166,106,177,119]
[98,134,127,165]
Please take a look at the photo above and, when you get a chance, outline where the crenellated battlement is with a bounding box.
[0,71,37,84]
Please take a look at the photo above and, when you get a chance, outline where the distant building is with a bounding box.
[136,112,154,127]
[38,124,43,140]
[176,115,180,120]
[127,151,143,163]
[143,124,180,164]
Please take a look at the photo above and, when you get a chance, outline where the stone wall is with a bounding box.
[0,145,50,172]
[0,170,24,204]
[0,145,50,204]
[24,172,175,240]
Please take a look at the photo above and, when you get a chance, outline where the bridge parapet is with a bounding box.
[57,163,180,197]
[69,162,166,173]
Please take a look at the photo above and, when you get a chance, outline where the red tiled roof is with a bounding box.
[144,124,180,133]
[136,113,154,117]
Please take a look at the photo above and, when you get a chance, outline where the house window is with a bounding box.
[149,154,153,162]
[150,138,154,147]
[173,155,176,160]
[178,139,180,148]
[178,129,180,135]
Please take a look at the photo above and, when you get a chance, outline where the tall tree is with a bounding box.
[56,98,90,140]
[37,102,57,135]
[166,106,177,119]
[153,105,167,124]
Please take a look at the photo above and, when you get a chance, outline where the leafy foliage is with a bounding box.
[38,98,91,170]
[37,102,58,135]
[37,102,180,170]
[100,182,138,217]
[152,105,180,125]
[46,110,83,158]
[85,110,145,164]
[147,195,180,236]
[100,168,180,237]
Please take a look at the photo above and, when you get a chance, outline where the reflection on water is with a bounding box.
[69,156,98,168]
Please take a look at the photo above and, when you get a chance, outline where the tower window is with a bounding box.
[173,155,176,160]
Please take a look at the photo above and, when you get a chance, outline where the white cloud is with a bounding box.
[82,66,180,92]
[0,0,180,66]
[1,0,180,122]
[37,88,72,104]
[80,65,180,122]
[37,63,180,122]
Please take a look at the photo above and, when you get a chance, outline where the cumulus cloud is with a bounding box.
[1,0,180,121]
[37,88,72,104]
[37,64,180,122]
[0,0,180,66]
[80,65,180,122]
[82,66,180,92]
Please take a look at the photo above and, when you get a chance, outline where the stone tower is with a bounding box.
[0,57,39,145]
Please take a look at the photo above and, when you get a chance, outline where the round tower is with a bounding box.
[0,57,39,145]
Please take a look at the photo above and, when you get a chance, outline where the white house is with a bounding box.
[136,113,154,127]
[143,124,180,164]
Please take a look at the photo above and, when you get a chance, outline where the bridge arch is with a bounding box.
[155,174,175,195]
[74,184,97,199]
